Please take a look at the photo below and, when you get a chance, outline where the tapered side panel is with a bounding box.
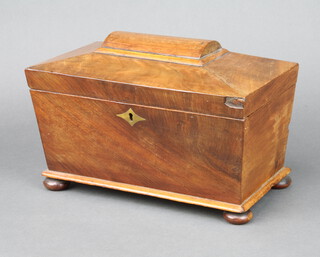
[31,90,244,204]
[241,86,296,201]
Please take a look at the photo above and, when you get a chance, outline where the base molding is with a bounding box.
[42,167,290,213]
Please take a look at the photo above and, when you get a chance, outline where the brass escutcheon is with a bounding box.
[116,108,146,126]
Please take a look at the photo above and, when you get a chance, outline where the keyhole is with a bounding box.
[129,113,133,121]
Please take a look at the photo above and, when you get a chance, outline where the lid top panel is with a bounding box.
[102,31,222,58]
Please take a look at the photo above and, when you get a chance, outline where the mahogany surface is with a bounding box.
[42,167,291,213]
[25,31,299,222]
[242,86,295,200]
[31,90,243,204]
[101,31,222,58]
[25,32,298,119]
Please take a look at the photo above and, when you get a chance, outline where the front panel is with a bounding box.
[31,90,244,204]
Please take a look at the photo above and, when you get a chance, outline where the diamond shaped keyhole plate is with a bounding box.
[116,108,146,126]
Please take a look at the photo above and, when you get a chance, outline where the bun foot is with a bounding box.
[272,175,292,189]
[223,210,253,225]
[43,177,70,191]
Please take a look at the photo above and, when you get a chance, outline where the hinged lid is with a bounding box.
[25,31,299,119]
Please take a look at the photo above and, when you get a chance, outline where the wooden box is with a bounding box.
[25,32,299,224]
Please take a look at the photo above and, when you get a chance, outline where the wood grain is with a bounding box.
[206,52,299,115]
[101,31,221,58]
[241,167,290,212]
[25,32,299,217]
[95,47,229,66]
[31,90,244,204]
[31,86,292,209]
[25,51,297,119]
[241,86,295,201]
[38,41,102,65]
[42,167,290,213]
[25,69,245,119]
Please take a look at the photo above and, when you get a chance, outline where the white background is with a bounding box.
[1,0,319,256]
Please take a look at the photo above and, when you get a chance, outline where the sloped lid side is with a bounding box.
[206,52,299,116]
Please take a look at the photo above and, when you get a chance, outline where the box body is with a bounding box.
[25,32,298,212]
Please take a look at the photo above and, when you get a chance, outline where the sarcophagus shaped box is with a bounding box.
[25,32,299,224]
